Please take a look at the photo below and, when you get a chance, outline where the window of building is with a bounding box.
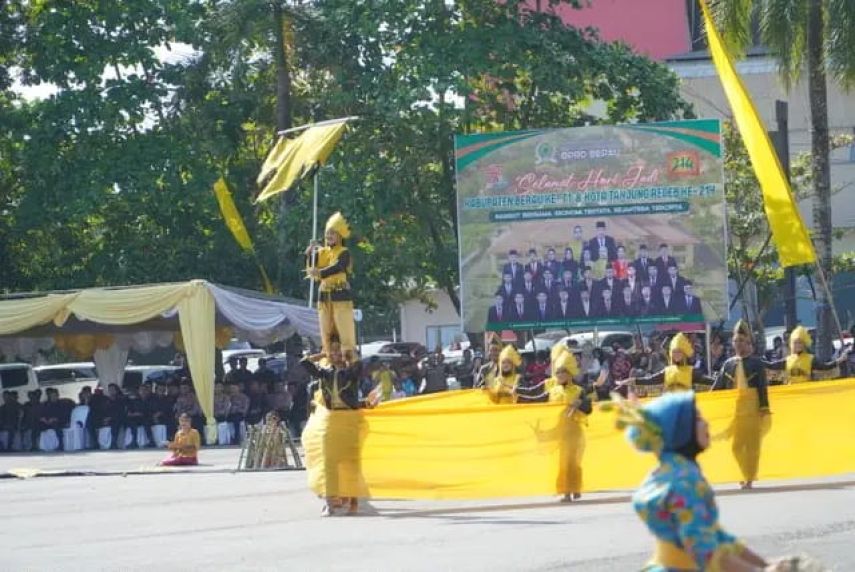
[686,1,762,52]
[426,325,462,352]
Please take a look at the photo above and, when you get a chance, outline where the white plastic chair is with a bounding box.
[151,424,167,447]
[217,422,232,446]
[97,427,113,450]
[135,426,149,447]
[39,429,60,452]
[63,405,90,452]
[117,427,134,449]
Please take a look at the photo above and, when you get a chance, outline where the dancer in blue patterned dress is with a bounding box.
[605,392,771,571]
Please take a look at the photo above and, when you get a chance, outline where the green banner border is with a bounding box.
[485,313,705,332]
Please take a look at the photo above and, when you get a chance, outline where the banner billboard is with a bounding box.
[455,119,727,332]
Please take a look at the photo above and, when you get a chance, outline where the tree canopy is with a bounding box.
[2,0,694,335]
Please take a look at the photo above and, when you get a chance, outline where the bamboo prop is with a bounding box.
[306,171,319,309]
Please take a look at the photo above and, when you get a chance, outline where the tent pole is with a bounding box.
[308,171,319,309]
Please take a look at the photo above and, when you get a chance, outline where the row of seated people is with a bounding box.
[0,378,301,453]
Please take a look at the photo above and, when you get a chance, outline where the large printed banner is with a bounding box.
[454,120,728,332]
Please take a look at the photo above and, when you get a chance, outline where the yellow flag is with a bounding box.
[701,0,815,267]
[213,178,277,294]
[213,177,253,251]
[256,120,347,203]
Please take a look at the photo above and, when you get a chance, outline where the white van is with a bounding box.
[0,363,40,396]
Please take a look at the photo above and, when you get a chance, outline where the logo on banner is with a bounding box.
[535,141,558,165]
[667,150,701,178]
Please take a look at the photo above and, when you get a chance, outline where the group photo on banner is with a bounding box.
[455,120,726,332]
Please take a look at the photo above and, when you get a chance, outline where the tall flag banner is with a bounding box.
[255,120,347,203]
[700,0,816,267]
[213,178,275,294]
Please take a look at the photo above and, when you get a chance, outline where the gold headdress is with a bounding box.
[600,393,664,454]
[553,350,579,377]
[550,342,570,368]
[668,332,694,364]
[499,344,522,368]
[325,211,351,239]
[789,326,812,353]
[733,319,753,343]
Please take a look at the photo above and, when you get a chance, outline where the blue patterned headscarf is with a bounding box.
[623,392,697,455]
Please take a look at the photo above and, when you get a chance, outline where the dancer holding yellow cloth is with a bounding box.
[485,345,522,404]
[545,348,591,502]
[623,333,715,393]
[764,326,849,384]
[713,320,771,490]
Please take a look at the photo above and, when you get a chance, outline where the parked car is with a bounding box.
[525,330,635,354]
[0,363,40,395]
[122,365,182,389]
[34,362,98,401]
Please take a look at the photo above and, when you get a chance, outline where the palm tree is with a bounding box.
[710,0,855,358]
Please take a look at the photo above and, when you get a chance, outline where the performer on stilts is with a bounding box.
[763,326,850,384]
[620,333,714,393]
[713,320,771,490]
[604,391,775,571]
[485,345,522,404]
[305,212,357,355]
[545,345,591,503]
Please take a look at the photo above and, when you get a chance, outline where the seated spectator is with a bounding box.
[151,384,176,439]
[223,357,240,384]
[419,353,449,395]
[124,386,152,448]
[254,358,277,391]
[0,391,22,450]
[234,357,255,386]
[160,413,200,466]
[38,388,68,450]
[213,383,231,425]
[286,381,309,439]
[100,384,127,449]
[21,389,43,451]
[245,381,267,427]
[519,350,549,403]
[371,360,398,402]
[174,382,205,437]
[399,368,417,397]
[228,383,250,443]
[267,381,292,421]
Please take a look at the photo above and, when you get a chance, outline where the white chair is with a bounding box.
[0,430,9,450]
[63,405,89,452]
[39,429,60,452]
[151,424,168,447]
[216,422,231,446]
[117,427,134,449]
[135,426,149,448]
[20,429,33,451]
[97,427,113,450]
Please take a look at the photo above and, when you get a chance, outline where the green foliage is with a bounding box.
[1,0,692,335]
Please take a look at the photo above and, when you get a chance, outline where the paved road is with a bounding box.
[1,451,853,571]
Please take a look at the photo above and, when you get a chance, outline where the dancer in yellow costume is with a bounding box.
[713,320,770,490]
[305,212,357,354]
[546,347,592,502]
[622,333,714,392]
[764,326,850,384]
[485,345,522,404]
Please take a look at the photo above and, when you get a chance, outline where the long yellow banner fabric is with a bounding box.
[304,379,855,499]
[700,0,815,267]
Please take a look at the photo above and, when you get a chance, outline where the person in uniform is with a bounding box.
[305,212,357,355]
[764,326,850,384]
[713,320,771,490]
[621,333,714,393]
[604,392,772,571]
[485,345,522,404]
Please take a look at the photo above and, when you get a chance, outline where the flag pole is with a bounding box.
[812,261,846,348]
[277,116,359,137]
[308,170,319,309]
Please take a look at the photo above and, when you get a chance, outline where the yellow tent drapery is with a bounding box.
[0,281,216,421]
[304,379,855,499]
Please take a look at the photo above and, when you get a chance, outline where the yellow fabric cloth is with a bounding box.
[304,379,855,500]
[171,428,201,458]
[256,121,347,202]
[701,0,815,267]
[663,365,693,392]
[651,540,697,570]
[786,353,813,384]
[0,281,216,424]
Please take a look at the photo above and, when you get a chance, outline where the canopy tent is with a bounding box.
[0,280,319,425]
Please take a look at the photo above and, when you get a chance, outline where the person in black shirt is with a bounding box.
[21,390,43,451]
[0,391,22,450]
[39,388,68,450]
[125,385,153,448]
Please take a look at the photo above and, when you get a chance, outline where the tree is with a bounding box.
[711,0,855,358]
[722,121,855,340]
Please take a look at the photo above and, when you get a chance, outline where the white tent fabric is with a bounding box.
[93,345,129,387]
[207,283,320,340]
